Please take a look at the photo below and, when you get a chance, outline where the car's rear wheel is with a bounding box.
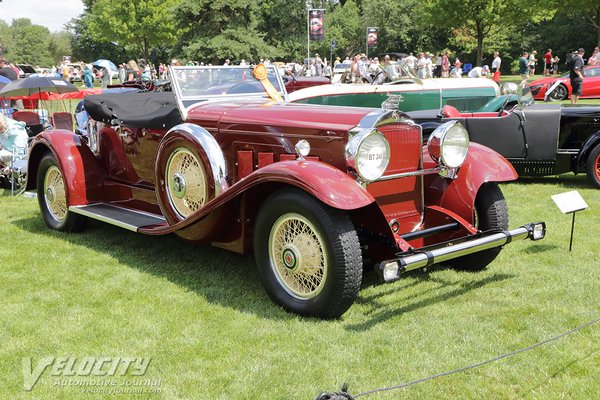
[585,143,600,189]
[37,154,86,232]
[446,183,508,271]
[548,83,568,101]
[254,189,362,318]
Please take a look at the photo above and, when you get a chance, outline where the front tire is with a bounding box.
[37,154,86,232]
[548,84,568,101]
[446,183,508,271]
[586,143,600,189]
[254,189,362,318]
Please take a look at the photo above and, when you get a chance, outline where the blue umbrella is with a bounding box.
[0,75,10,89]
[92,59,118,71]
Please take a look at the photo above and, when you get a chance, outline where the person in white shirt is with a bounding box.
[468,65,490,78]
[416,52,428,79]
[404,52,417,71]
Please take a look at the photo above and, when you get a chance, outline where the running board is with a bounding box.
[69,204,166,232]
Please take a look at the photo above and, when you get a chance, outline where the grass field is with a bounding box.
[1,173,599,399]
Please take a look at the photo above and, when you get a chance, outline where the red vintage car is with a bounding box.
[25,65,545,318]
[530,65,600,101]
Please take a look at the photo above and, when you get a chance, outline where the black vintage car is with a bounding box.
[407,98,600,188]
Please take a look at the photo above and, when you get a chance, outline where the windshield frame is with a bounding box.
[169,64,288,120]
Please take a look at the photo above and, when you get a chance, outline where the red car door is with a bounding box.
[582,67,600,98]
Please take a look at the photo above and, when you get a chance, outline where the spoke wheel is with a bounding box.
[44,165,68,221]
[585,143,600,189]
[269,213,328,300]
[36,154,86,232]
[254,189,362,319]
[166,148,207,218]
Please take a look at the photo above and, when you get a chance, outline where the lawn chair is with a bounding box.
[12,110,40,125]
[51,112,74,131]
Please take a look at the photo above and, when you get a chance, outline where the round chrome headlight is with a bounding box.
[346,129,390,182]
[500,82,518,95]
[427,121,469,169]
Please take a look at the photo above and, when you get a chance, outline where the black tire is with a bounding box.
[585,143,600,189]
[548,84,568,101]
[254,189,362,319]
[37,154,87,232]
[446,183,508,271]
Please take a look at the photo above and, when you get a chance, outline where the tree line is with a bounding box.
[0,0,598,74]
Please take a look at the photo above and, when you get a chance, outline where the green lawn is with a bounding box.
[1,174,599,399]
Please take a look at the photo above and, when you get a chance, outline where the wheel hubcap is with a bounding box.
[268,213,328,300]
[44,165,67,222]
[595,154,600,182]
[166,148,207,218]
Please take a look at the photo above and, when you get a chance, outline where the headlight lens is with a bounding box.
[427,121,469,169]
[346,129,390,182]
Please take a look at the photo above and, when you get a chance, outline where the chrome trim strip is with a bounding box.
[376,167,445,181]
[166,123,229,197]
[557,150,579,155]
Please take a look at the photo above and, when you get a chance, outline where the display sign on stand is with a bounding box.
[551,190,589,251]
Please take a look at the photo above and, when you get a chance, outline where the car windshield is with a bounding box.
[170,65,285,101]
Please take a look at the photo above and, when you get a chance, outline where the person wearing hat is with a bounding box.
[570,48,586,104]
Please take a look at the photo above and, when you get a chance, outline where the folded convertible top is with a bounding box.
[84,92,183,129]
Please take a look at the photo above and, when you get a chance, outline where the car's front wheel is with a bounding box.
[548,83,568,101]
[446,183,508,271]
[586,143,600,189]
[37,154,87,232]
[254,189,362,318]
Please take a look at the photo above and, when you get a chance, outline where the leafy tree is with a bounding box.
[69,15,129,63]
[323,0,362,59]
[257,0,307,61]
[87,0,182,60]
[560,0,600,47]
[173,0,278,63]
[48,31,73,65]
[424,0,556,66]
[5,19,53,66]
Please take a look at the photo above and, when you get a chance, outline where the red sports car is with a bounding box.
[530,65,600,101]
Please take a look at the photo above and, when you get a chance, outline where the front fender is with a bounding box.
[577,131,600,170]
[139,159,375,236]
[26,130,104,206]
[425,142,517,224]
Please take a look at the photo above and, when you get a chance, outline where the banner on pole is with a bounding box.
[367,27,378,48]
[309,9,325,41]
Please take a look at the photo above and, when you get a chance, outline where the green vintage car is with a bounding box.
[288,64,500,112]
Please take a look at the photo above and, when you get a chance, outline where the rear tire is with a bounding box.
[586,143,600,189]
[37,154,87,232]
[254,189,362,319]
[446,183,508,271]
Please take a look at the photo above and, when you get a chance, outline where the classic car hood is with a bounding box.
[188,100,375,134]
[288,78,499,102]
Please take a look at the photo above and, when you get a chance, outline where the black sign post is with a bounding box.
[551,191,589,252]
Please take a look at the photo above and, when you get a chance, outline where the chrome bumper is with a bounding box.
[376,222,546,282]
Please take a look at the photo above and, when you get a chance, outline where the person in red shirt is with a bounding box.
[543,49,553,76]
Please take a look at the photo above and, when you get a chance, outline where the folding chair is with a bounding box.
[12,110,40,125]
[51,112,74,131]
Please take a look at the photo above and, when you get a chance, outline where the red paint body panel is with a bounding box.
[26,130,104,206]
[530,66,600,100]
[424,142,518,224]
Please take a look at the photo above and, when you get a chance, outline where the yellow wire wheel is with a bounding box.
[165,147,208,218]
[43,165,68,222]
[268,213,329,299]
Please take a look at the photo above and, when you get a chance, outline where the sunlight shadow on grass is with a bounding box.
[346,273,515,332]
[12,216,296,320]
[523,243,560,254]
